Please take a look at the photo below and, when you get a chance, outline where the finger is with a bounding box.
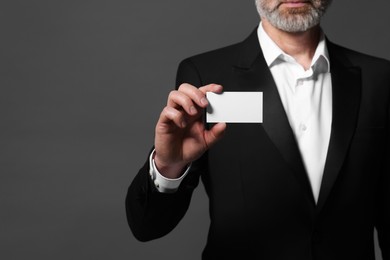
[177,83,223,108]
[158,106,187,129]
[178,83,209,108]
[167,90,198,116]
[199,84,223,95]
[204,122,227,149]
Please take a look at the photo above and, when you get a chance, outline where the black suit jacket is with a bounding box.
[126,28,390,260]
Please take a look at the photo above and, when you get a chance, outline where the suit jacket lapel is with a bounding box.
[316,41,362,212]
[232,31,362,211]
[232,28,316,206]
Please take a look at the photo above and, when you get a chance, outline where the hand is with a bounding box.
[154,83,226,179]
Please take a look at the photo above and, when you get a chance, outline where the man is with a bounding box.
[126,0,390,259]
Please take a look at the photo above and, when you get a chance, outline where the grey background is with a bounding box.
[0,0,389,259]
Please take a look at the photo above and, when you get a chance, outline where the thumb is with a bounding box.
[204,123,227,149]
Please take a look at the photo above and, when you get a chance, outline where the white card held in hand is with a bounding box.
[206,92,263,123]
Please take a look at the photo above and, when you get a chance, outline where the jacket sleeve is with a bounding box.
[376,73,390,260]
[125,59,207,242]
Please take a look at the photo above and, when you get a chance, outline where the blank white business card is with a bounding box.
[206,92,263,123]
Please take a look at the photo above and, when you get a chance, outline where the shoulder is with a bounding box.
[175,40,246,87]
[178,42,242,73]
[176,27,260,85]
[328,41,390,72]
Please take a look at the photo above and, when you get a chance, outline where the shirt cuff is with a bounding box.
[148,149,191,193]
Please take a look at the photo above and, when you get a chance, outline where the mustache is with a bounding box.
[279,0,313,3]
[278,0,313,5]
[274,0,314,9]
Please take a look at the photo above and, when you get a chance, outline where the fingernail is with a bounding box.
[190,106,197,114]
[181,120,187,128]
[201,97,208,106]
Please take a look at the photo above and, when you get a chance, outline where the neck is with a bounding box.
[261,19,321,70]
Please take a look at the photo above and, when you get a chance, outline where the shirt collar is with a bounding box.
[257,22,330,73]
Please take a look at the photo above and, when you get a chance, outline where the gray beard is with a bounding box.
[256,1,330,32]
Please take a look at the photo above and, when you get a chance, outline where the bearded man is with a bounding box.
[126,1,390,259]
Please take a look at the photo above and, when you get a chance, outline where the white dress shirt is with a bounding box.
[148,150,191,193]
[258,23,332,202]
[150,22,333,202]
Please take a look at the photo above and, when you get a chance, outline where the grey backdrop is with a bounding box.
[1,1,389,259]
